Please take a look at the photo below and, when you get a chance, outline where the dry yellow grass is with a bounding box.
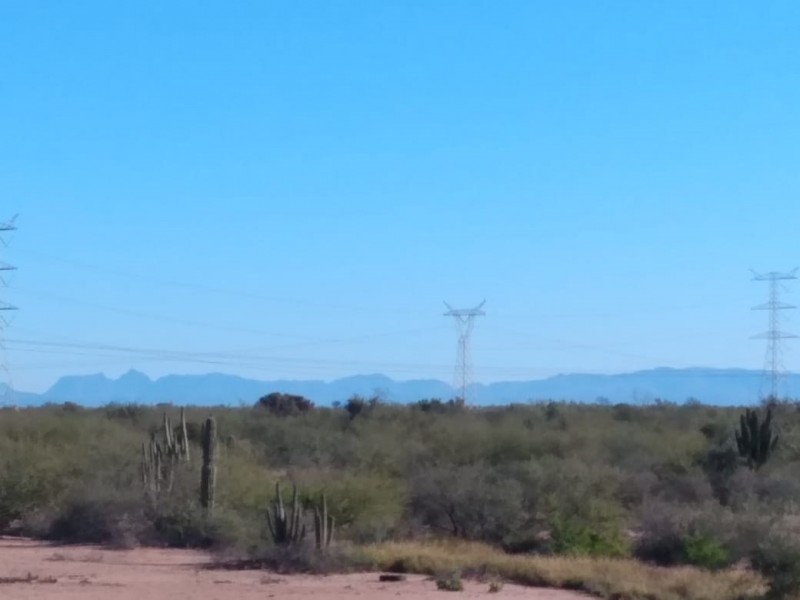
[351,540,766,600]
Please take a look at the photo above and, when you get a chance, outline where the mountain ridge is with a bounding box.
[0,367,788,407]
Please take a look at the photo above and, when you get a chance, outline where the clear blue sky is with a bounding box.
[1,1,800,393]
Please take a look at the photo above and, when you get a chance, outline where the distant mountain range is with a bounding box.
[0,367,790,407]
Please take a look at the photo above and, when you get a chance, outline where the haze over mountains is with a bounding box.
[0,368,788,407]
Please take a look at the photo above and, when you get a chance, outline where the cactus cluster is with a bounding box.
[735,407,779,471]
[141,408,191,501]
[139,411,343,548]
[200,416,217,515]
[141,410,219,515]
[267,482,306,545]
[266,483,336,551]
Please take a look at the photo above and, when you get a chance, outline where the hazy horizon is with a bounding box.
[6,364,783,397]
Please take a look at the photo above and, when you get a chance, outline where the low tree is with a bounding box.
[255,393,314,416]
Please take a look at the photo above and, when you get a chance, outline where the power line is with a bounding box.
[3,331,454,372]
[19,249,431,317]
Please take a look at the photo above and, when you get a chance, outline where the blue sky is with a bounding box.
[1,1,800,392]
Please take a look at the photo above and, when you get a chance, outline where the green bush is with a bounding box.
[548,513,629,558]
[0,444,72,528]
[152,503,219,548]
[682,533,730,570]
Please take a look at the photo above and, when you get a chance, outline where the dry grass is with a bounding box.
[351,540,766,600]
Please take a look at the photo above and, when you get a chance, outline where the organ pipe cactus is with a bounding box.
[162,409,191,462]
[314,493,335,551]
[141,409,191,502]
[267,482,305,545]
[200,416,217,515]
[180,407,190,464]
[735,407,779,471]
[141,438,163,500]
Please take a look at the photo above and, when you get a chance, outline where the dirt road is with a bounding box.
[0,538,589,600]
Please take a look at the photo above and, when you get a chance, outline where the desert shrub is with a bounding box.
[47,495,148,547]
[216,448,276,518]
[435,572,464,591]
[612,403,636,422]
[699,421,729,442]
[415,417,500,467]
[303,473,405,543]
[537,457,629,558]
[752,533,800,599]
[414,399,463,414]
[0,442,76,529]
[635,529,684,565]
[634,501,738,569]
[103,403,149,423]
[635,500,695,565]
[617,470,659,508]
[0,463,57,529]
[699,444,743,505]
[152,503,216,548]
[253,416,352,469]
[344,395,382,420]
[652,471,715,504]
[410,463,527,543]
[753,470,800,512]
[245,543,353,574]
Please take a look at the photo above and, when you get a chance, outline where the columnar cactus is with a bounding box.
[200,416,217,515]
[180,407,190,464]
[735,407,779,471]
[162,410,190,462]
[314,493,335,551]
[141,438,163,500]
[142,409,191,502]
[267,482,305,545]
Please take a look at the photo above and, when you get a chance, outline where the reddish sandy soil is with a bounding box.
[0,538,588,600]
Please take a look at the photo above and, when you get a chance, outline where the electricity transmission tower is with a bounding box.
[443,300,485,404]
[0,215,18,403]
[752,269,797,403]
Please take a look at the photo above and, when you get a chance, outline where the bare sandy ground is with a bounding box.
[0,537,588,600]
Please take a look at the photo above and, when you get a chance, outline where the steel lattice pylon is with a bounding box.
[0,215,18,405]
[443,300,485,404]
[752,269,797,403]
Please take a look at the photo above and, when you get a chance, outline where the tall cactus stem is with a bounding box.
[200,416,217,515]
[314,493,335,551]
[180,407,190,464]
